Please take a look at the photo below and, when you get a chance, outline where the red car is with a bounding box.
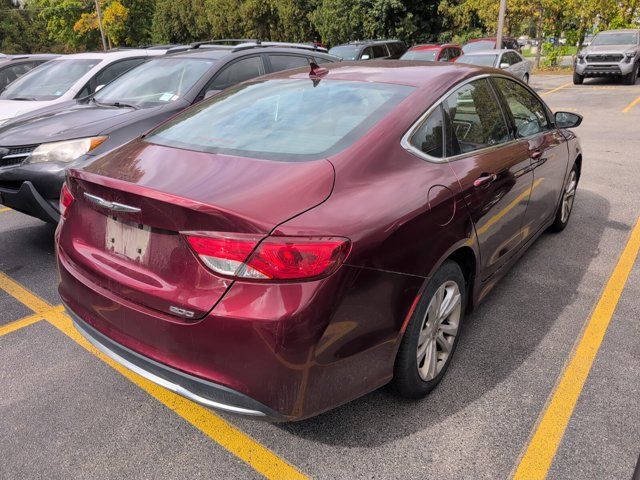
[401,43,462,62]
[57,61,583,421]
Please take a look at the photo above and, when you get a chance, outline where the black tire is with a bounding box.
[549,163,579,233]
[573,71,584,85]
[392,260,467,398]
[623,63,638,85]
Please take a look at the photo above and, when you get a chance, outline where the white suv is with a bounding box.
[0,49,168,126]
[574,29,640,85]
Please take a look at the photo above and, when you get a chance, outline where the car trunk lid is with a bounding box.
[59,139,335,320]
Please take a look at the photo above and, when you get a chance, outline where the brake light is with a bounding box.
[185,233,350,281]
[59,182,74,217]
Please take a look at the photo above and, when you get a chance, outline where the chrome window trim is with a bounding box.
[401,72,553,163]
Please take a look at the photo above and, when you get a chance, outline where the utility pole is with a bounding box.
[95,0,107,51]
[496,0,507,50]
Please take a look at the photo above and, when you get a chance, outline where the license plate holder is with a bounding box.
[105,216,151,263]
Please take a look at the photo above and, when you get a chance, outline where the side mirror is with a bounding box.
[499,62,510,69]
[95,84,105,92]
[555,111,583,128]
[361,54,370,60]
[204,89,222,100]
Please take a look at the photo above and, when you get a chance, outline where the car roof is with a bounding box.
[262,60,490,88]
[461,49,516,56]
[54,50,162,61]
[596,29,640,33]
[409,44,460,50]
[168,44,337,61]
[335,39,403,47]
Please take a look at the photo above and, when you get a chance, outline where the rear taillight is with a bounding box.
[185,233,350,281]
[59,183,74,217]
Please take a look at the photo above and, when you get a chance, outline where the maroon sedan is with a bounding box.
[56,62,583,421]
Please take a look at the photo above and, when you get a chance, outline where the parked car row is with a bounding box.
[1,38,584,422]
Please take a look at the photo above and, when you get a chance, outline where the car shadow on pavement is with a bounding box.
[0,220,56,276]
[280,189,611,447]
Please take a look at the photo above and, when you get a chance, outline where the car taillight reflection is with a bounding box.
[185,233,350,281]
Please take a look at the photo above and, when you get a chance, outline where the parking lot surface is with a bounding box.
[1,74,639,480]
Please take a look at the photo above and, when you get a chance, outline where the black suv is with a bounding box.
[0,41,339,223]
[329,40,407,61]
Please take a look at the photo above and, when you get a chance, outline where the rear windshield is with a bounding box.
[462,40,495,53]
[457,54,497,67]
[146,79,414,161]
[0,59,99,100]
[591,32,638,46]
[94,57,215,107]
[401,49,438,61]
[328,45,360,60]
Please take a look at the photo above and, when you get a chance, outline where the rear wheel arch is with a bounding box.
[446,246,477,312]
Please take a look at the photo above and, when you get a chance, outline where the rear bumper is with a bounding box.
[67,303,283,420]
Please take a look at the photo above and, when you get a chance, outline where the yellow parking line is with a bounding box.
[0,271,307,480]
[622,95,640,113]
[0,207,11,213]
[540,82,572,97]
[0,305,65,337]
[513,216,640,480]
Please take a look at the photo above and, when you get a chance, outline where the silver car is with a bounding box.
[456,49,532,83]
[574,29,639,85]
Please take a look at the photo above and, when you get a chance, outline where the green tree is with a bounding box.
[151,0,211,43]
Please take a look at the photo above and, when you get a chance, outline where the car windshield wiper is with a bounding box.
[8,97,38,101]
[92,98,139,110]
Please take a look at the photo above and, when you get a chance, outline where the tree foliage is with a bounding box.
[2,0,639,54]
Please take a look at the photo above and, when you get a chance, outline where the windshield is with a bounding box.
[328,45,360,60]
[462,40,495,53]
[591,32,638,46]
[0,59,99,101]
[401,49,438,61]
[147,79,413,161]
[94,58,215,107]
[457,54,497,67]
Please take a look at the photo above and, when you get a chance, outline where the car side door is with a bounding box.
[491,76,569,237]
[443,78,535,280]
[265,53,311,73]
[198,54,267,99]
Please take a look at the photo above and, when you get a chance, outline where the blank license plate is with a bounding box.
[105,216,151,263]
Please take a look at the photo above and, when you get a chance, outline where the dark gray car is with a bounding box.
[328,40,406,61]
[0,42,338,223]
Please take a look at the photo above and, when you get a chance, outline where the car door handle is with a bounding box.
[530,149,542,160]
[473,173,497,188]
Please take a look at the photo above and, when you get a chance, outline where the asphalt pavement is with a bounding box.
[0,73,638,480]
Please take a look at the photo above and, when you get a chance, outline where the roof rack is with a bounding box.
[232,41,328,53]
[190,39,258,49]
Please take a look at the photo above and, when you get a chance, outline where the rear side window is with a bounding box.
[492,77,549,137]
[147,79,413,161]
[372,45,388,58]
[209,56,265,91]
[409,105,444,158]
[268,55,310,72]
[442,79,510,155]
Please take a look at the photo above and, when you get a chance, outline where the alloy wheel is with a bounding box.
[416,280,462,381]
[560,170,577,223]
